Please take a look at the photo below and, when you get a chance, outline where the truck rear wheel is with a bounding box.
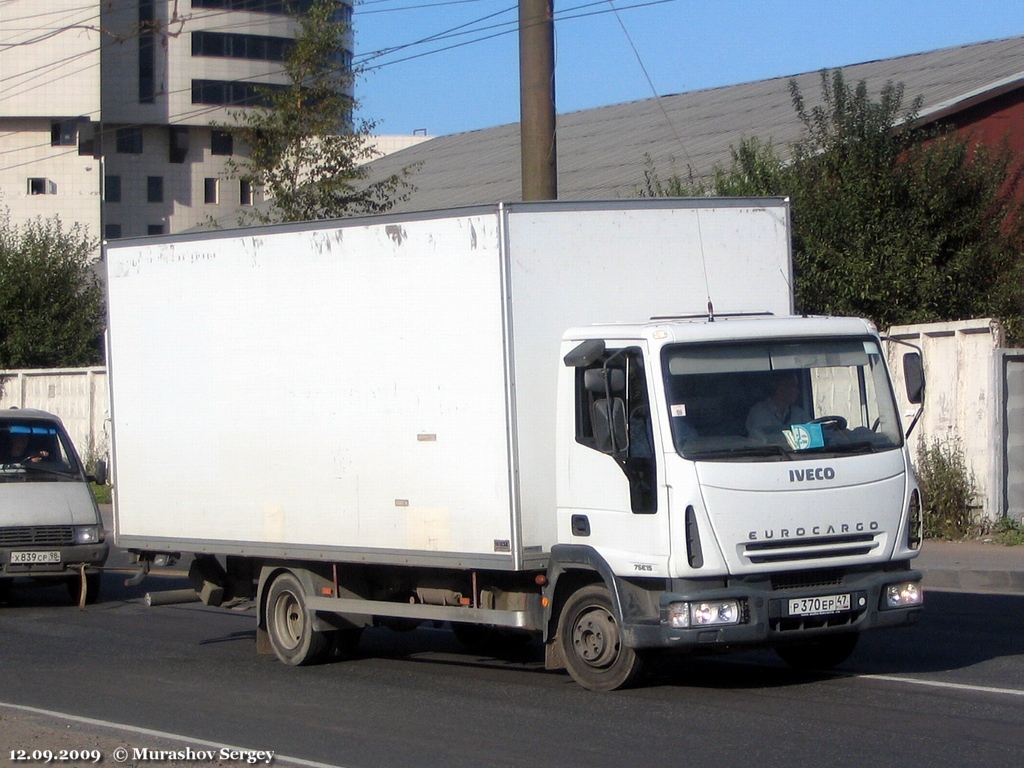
[266,572,332,666]
[775,632,859,670]
[558,584,645,691]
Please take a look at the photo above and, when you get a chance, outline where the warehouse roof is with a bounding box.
[363,35,1024,214]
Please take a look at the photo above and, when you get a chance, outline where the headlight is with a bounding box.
[667,600,742,628]
[73,525,102,545]
[884,581,922,608]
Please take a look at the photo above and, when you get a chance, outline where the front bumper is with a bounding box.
[624,563,923,650]
[1,543,109,579]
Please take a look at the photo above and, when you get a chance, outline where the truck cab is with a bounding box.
[551,314,923,688]
[0,409,108,605]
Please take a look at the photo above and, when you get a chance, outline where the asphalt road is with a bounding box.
[0,572,1022,768]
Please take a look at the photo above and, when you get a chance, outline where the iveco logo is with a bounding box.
[789,467,836,482]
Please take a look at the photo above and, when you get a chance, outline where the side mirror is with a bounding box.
[90,459,108,486]
[903,352,924,405]
[592,397,629,456]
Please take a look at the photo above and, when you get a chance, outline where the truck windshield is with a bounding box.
[0,421,81,480]
[661,338,903,461]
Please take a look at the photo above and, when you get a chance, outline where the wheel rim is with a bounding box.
[570,604,619,669]
[272,589,304,652]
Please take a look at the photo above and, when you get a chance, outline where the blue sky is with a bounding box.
[352,0,1024,137]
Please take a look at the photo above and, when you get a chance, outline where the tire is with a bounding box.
[265,572,332,666]
[67,573,101,606]
[775,632,859,670]
[557,584,645,691]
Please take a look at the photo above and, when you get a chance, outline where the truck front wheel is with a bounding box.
[265,572,332,666]
[557,584,645,691]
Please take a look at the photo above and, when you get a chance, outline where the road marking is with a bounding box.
[0,701,347,768]
[858,673,1024,698]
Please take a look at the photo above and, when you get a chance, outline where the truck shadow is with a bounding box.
[316,590,1024,690]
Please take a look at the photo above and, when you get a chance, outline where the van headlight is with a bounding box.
[73,525,103,545]
[667,600,742,628]
[884,581,922,608]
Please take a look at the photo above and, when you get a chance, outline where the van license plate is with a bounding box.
[788,593,850,616]
[10,551,61,564]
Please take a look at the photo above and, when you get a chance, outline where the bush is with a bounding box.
[916,436,978,539]
[990,516,1024,546]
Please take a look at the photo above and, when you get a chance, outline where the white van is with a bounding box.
[0,409,109,604]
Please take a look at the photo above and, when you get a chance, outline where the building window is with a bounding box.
[211,130,234,156]
[239,179,253,206]
[191,0,318,14]
[139,0,156,103]
[105,224,122,240]
[78,122,97,157]
[204,178,219,204]
[105,175,122,202]
[169,126,189,163]
[148,225,165,236]
[147,176,164,203]
[192,79,286,107]
[192,31,291,62]
[116,127,143,154]
[51,120,77,147]
[27,178,56,195]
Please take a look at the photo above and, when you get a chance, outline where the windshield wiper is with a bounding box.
[15,463,77,479]
[827,439,883,454]
[686,444,792,460]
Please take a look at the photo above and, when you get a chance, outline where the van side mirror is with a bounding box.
[90,459,108,486]
[903,352,924,404]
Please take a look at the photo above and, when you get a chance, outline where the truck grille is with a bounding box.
[0,526,74,547]
[744,533,878,565]
[770,568,845,591]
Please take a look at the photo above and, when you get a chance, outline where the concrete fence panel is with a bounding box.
[0,367,109,468]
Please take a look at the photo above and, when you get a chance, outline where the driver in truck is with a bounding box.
[745,370,810,439]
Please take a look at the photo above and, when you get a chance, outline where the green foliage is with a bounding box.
[642,69,1024,337]
[990,516,1024,546]
[915,437,978,540]
[90,482,112,505]
[0,214,103,369]
[224,0,415,224]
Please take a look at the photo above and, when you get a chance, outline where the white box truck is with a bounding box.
[105,199,924,690]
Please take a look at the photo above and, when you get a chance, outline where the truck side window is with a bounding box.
[574,347,657,514]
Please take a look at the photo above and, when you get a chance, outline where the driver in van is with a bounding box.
[5,431,49,464]
[746,371,811,439]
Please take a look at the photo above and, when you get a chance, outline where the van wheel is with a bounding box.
[67,573,101,606]
[557,585,645,691]
[265,572,332,665]
[775,632,859,670]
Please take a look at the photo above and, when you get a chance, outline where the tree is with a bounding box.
[644,70,1024,338]
[0,215,104,369]
[224,0,415,224]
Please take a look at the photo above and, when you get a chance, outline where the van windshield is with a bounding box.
[661,338,903,461]
[0,421,82,480]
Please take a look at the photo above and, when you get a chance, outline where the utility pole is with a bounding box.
[518,0,557,200]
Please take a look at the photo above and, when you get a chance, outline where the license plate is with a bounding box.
[788,593,851,616]
[10,550,61,564]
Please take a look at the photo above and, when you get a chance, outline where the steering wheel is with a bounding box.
[811,415,847,431]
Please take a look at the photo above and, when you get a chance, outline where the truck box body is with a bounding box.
[106,199,793,569]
